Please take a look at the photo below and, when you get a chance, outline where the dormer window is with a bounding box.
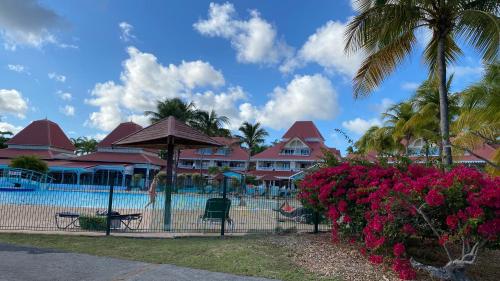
[280,138,310,156]
[215,148,229,156]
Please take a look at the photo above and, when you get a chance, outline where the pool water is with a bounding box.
[0,190,276,210]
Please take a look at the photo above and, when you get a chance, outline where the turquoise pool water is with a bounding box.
[0,189,276,210]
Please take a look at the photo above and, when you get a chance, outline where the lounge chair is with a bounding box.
[273,203,315,224]
[96,211,143,231]
[198,198,234,230]
[55,212,80,229]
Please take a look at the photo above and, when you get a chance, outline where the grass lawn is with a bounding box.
[0,233,338,281]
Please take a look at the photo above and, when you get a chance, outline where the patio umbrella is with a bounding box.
[113,116,221,230]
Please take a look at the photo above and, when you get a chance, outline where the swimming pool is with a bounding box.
[0,190,277,210]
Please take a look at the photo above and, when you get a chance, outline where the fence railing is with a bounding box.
[0,173,329,235]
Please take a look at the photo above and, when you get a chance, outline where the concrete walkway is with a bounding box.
[0,243,278,281]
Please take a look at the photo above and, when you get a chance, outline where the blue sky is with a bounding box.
[0,0,485,154]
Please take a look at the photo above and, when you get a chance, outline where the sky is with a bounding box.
[0,0,486,155]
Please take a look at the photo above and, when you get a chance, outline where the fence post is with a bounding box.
[221,176,227,237]
[106,183,114,236]
[313,210,319,234]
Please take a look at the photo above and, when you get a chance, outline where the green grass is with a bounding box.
[0,233,338,281]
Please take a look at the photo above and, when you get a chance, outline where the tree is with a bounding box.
[71,137,98,155]
[191,109,231,137]
[145,98,197,124]
[382,101,417,155]
[354,125,399,156]
[9,155,48,174]
[236,122,268,172]
[453,61,500,170]
[0,131,13,149]
[345,0,499,167]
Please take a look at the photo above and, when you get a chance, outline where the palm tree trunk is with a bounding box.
[437,34,453,168]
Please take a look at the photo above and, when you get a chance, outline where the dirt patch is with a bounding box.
[266,233,500,281]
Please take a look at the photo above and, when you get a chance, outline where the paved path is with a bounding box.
[0,243,278,281]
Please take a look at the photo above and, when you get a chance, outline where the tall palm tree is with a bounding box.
[453,61,499,169]
[71,137,98,155]
[0,131,13,149]
[145,98,197,124]
[191,109,231,137]
[236,122,268,172]
[345,0,499,167]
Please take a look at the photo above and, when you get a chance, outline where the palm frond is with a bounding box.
[457,9,500,62]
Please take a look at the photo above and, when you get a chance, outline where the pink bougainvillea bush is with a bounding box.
[298,163,500,281]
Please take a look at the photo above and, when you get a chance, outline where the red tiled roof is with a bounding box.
[0,148,72,160]
[247,170,296,179]
[6,119,75,151]
[73,151,166,166]
[252,140,338,161]
[179,137,249,161]
[453,143,497,163]
[282,121,324,141]
[98,122,143,148]
[114,116,221,149]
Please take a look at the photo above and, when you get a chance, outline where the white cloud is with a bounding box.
[0,89,28,118]
[0,121,23,134]
[190,86,247,129]
[59,105,75,116]
[127,114,150,127]
[0,0,66,50]
[119,21,135,42]
[85,47,225,131]
[450,65,484,77]
[194,2,292,64]
[7,64,25,73]
[57,91,72,101]
[342,117,381,135]
[282,20,364,77]
[401,82,419,91]
[248,74,339,130]
[48,72,66,82]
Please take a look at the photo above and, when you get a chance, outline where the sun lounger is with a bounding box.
[96,211,143,230]
[55,212,80,229]
[198,198,234,230]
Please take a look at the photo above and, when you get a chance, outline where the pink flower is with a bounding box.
[337,200,348,212]
[393,243,406,257]
[425,189,445,207]
[369,254,384,264]
[446,215,459,230]
[402,224,416,235]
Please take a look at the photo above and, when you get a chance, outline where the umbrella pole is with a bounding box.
[163,141,174,231]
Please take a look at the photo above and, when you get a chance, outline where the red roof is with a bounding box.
[282,121,324,141]
[0,148,72,160]
[73,151,165,166]
[98,122,143,148]
[6,119,75,151]
[179,137,249,161]
[248,170,296,179]
[252,140,339,161]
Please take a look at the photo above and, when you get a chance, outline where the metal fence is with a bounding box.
[0,168,330,235]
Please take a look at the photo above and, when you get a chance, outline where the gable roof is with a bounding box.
[252,140,339,161]
[98,122,143,148]
[178,137,249,161]
[6,119,75,151]
[282,121,324,141]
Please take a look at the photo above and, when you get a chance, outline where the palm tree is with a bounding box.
[345,0,499,167]
[71,137,98,155]
[191,109,231,137]
[145,98,197,124]
[236,122,268,172]
[453,61,499,169]
[0,131,13,149]
[355,126,399,156]
[382,101,417,154]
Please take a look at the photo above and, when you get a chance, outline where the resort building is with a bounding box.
[0,120,164,190]
[176,137,249,175]
[249,121,341,186]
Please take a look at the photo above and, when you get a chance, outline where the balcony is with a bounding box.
[257,166,274,171]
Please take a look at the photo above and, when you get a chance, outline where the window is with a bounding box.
[215,148,229,155]
[198,148,212,155]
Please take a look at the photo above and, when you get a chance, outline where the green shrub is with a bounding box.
[9,155,48,174]
[79,216,107,231]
